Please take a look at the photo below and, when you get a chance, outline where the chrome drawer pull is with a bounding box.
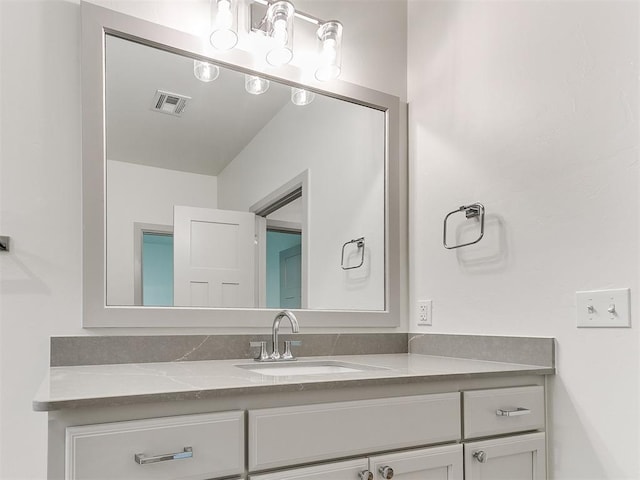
[134,446,193,465]
[473,450,488,463]
[496,407,531,417]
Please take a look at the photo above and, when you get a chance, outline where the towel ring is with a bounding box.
[341,237,365,270]
[443,203,485,249]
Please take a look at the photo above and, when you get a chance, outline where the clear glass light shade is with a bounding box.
[291,87,315,106]
[315,21,343,81]
[266,1,294,66]
[245,75,270,95]
[210,0,238,50]
[193,60,220,82]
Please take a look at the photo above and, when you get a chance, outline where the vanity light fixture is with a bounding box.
[193,60,220,82]
[265,1,295,66]
[245,74,270,95]
[291,87,314,106]
[210,0,239,50]
[315,21,343,81]
[249,0,344,80]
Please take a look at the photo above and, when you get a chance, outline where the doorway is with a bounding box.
[266,230,302,308]
[133,223,174,307]
[251,171,309,309]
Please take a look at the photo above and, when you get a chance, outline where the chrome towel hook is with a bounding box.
[443,203,485,249]
[341,237,365,270]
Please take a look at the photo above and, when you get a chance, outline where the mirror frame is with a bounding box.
[81,2,402,328]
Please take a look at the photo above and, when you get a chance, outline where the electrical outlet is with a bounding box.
[417,300,432,326]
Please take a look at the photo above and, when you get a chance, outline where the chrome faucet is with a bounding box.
[249,310,301,362]
[270,310,299,360]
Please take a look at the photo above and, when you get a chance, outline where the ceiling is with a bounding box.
[105,35,290,176]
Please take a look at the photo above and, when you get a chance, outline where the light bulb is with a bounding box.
[291,88,315,106]
[217,0,232,28]
[272,19,288,45]
[210,0,238,50]
[193,60,220,82]
[321,39,337,62]
[266,1,294,66]
[315,21,343,81]
[245,75,270,95]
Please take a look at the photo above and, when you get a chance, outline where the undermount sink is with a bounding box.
[235,360,387,377]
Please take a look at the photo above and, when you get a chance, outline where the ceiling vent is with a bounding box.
[151,90,191,117]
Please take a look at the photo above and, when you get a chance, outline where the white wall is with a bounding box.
[218,98,385,310]
[0,1,407,478]
[106,160,218,305]
[408,1,639,479]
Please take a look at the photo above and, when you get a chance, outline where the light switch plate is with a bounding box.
[576,288,631,328]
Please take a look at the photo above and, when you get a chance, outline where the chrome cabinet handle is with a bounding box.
[378,466,394,479]
[496,407,531,417]
[134,446,193,465]
[359,470,373,480]
[473,450,487,463]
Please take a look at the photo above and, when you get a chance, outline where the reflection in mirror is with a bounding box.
[105,34,385,311]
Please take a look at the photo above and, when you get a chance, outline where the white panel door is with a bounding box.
[464,432,546,480]
[249,458,369,480]
[369,444,463,480]
[174,206,255,307]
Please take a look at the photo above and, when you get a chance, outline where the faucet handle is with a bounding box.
[249,341,269,361]
[282,340,302,360]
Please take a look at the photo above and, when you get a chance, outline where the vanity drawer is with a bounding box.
[463,386,544,439]
[248,393,461,471]
[65,411,244,480]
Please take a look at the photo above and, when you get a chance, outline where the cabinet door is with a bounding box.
[464,432,545,480]
[249,458,369,480]
[368,444,463,480]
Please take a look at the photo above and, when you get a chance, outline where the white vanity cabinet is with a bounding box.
[249,444,463,480]
[48,373,550,480]
[462,386,546,480]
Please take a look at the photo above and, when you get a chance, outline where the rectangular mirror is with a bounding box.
[82,2,401,328]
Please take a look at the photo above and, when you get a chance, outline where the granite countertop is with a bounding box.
[33,353,554,412]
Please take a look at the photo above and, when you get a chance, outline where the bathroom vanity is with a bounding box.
[54,4,555,479]
[36,352,553,480]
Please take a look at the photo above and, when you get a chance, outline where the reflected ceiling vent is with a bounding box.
[151,90,191,117]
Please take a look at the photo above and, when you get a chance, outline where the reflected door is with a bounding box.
[141,232,174,306]
[265,230,302,308]
[279,244,301,308]
[174,206,256,307]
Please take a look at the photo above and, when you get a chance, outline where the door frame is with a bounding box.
[250,170,310,309]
